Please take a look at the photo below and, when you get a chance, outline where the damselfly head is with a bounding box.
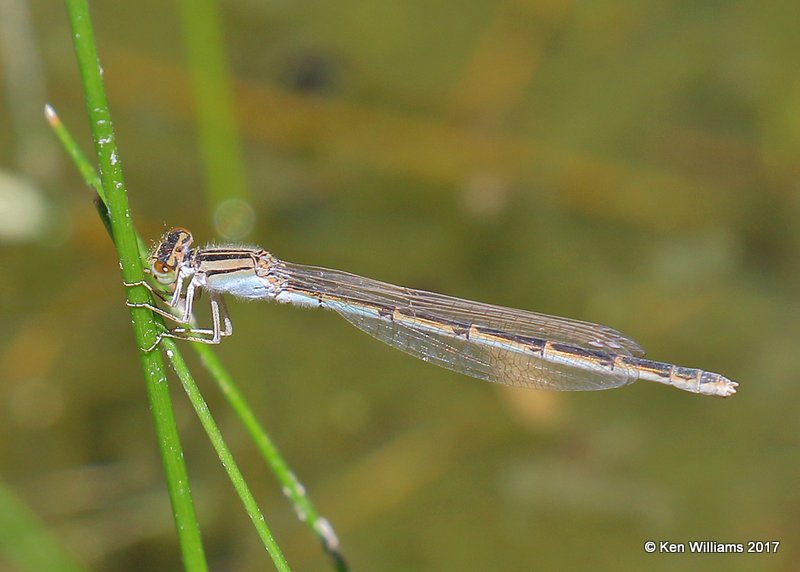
[150,227,194,285]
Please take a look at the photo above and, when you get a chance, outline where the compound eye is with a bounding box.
[151,260,177,285]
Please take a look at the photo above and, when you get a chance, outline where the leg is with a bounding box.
[123,278,171,303]
[145,294,234,351]
[178,278,198,323]
[169,271,188,310]
[142,296,226,352]
[126,273,234,351]
[125,283,189,324]
[129,300,192,324]
[171,294,225,342]
[144,327,223,352]
[217,294,233,337]
[125,274,194,325]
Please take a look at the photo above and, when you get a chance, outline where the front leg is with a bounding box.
[127,300,192,325]
[123,277,170,303]
[124,279,189,324]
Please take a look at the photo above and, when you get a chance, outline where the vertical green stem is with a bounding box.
[178,0,251,237]
[63,1,207,569]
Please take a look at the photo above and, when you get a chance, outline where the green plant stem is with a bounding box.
[0,480,87,572]
[63,1,208,570]
[195,345,348,570]
[45,105,103,200]
[178,0,250,225]
[164,340,291,571]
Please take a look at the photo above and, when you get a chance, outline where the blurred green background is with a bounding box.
[1,0,798,570]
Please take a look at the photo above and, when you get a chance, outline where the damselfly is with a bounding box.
[127,228,738,397]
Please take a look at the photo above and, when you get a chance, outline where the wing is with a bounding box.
[278,262,641,391]
[325,298,635,390]
[281,262,644,356]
